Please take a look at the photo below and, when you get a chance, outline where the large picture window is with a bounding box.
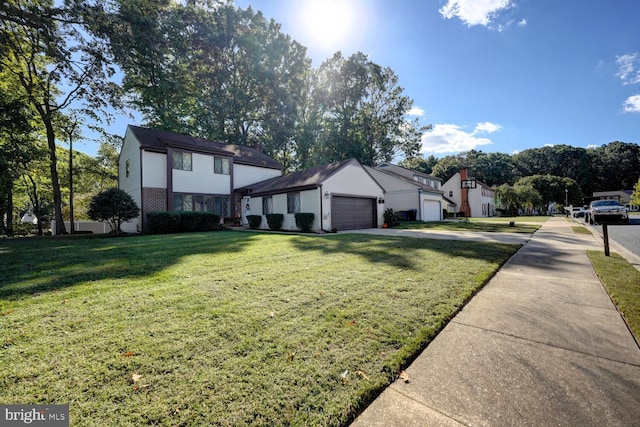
[214,157,230,175]
[172,151,192,171]
[173,193,230,217]
[287,192,300,214]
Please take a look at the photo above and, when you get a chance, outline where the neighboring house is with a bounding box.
[118,125,283,232]
[593,190,638,212]
[238,158,385,232]
[365,164,444,221]
[441,168,496,218]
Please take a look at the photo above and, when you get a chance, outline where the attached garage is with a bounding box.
[422,199,442,222]
[331,196,377,230]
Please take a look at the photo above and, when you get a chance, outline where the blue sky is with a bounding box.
[95,0,639,158]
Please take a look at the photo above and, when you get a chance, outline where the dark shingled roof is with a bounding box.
[238,158,359,196]
[127,125,283,170]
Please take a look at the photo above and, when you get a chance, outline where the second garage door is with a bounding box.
[332,196,376,230]
[422,200,441,222]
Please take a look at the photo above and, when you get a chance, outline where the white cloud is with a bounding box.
[420,122,498,154]
[407,107,425,117]
[474,121,502,133]
[616,53,640,85]
[439,0,514,27]
[622,94,640,113]
[517,18,527,26]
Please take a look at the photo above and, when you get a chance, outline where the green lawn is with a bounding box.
[0,232,519,426]
[396,217,543,233]
[587,251,640,342]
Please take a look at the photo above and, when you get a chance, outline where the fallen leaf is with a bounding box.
[314,352,321,357]
[269,311,275,318]
[1,310,13,316]
[356,370,369,380]
[131,373,142,383]
[398,371,410,383]
[287,351,296,362]
[319,291,324,296]
[121,351,136,357]
[345,320,357,327]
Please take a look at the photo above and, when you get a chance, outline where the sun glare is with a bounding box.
[292,0,359,54]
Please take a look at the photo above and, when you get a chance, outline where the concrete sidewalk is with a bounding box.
[352,217,640,426]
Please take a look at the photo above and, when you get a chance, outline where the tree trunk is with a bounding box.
[69,138,74,234]
[6,184,14,237]
[44,119,66,235]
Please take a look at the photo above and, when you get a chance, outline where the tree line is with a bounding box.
[401,142,640,208]
[1,0,638,236]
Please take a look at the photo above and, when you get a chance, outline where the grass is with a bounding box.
[587,251,640,343]
[572,226,593,235]
[0,231,519,426]
[396,217,543,233]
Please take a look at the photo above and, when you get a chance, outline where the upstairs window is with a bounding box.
[173,151,192,171]
[214,157,230,175]
[125,159,130,177]
[287,192,300,214]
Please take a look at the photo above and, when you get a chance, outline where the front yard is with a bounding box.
[0,232,519,426]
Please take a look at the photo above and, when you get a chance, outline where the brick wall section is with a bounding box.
[142,187,168,232]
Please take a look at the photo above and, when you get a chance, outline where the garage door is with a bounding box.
[332,196,376,230]
[422,200,441,222]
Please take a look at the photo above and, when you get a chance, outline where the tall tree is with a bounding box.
[314,52,423,166]
[398,155,439,175]
[0,79,38,235]
[0,0,122,235]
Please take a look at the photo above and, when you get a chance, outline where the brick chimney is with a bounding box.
[460,168,471,218]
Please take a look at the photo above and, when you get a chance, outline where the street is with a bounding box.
[585,216,640,258]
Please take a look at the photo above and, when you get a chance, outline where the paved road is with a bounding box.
[579,215,640,269]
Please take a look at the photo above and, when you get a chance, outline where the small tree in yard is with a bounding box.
[88,188,139,235]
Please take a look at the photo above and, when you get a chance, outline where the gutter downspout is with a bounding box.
[319,184,323,232]
[418,188,422,222]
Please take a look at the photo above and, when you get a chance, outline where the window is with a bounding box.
[173,151,192,171]
[449,191,454,197]
[262,196,273,215]
[173,193,229,216]
[287,192,300,214]
[214,157,230,175]
[173,194,183,211]
[214,196,231,217]
[125,159,130,177]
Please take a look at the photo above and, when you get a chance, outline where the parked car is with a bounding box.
[572,206,587,218]
[585,200,629,224]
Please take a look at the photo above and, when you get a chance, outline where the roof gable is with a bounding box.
[127,125,282,170]
[376,162,442,181]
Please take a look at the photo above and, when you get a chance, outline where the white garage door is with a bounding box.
[422,200,441,222]
[332,196,377,230]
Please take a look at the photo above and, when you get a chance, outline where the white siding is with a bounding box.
[118,128,143,230]
[234,163,282,188]
[142,151,166,188]
[173,153,230,194]
[385,190,417,212]
[441,173,462,207]
[323,163,385,230]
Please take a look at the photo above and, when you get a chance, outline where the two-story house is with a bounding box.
[118,125,283,232]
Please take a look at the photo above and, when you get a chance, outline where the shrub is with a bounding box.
[383,208,402,228]
[147,212,181,234]
[146,211,220,234]
[294,213,315,232]
[247,215,262,230]
[87,188,140,235]
[266,213,284,230]
[443,209,449,219]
